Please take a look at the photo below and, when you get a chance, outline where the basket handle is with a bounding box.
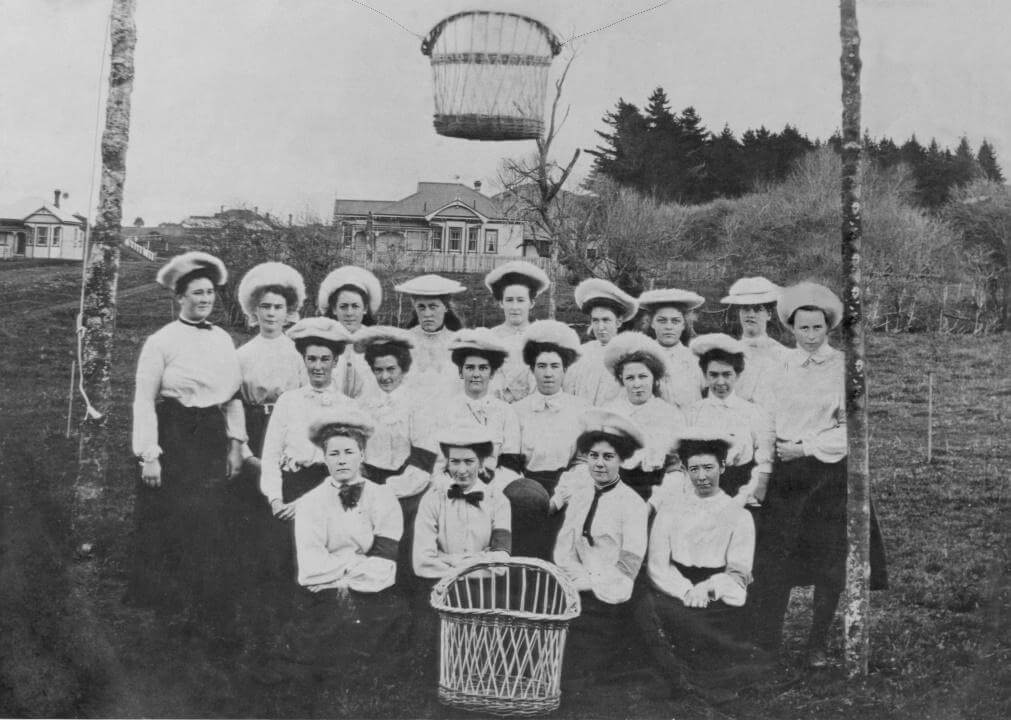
[429,555,580,613]
[421,11,563,57]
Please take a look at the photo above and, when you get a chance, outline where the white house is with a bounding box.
[0,191,87,261]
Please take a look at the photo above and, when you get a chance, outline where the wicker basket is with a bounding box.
[430,557,581,716]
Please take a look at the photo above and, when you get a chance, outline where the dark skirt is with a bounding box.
[396,490,425,590]
[564,592,640,682]
[619,465,666,502]
[755,456,888,590]
[243,402,273,458]
[127,399,230,619]
[525,467,565,495]
[282,464,328,504]
[502,477,552,560]
[720,460,755,497]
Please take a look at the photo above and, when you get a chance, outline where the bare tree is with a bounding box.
[75,0,137,544]
[840,0,870,678]
[498,51,581,317]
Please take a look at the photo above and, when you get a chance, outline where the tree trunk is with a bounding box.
[75,0,137,543]
[840,0,870,678]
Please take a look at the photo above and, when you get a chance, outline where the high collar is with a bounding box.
[800,342,835,366]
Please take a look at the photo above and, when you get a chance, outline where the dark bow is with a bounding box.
[179,318,213,330]
[338,482,363,510]
[447,484,484,507]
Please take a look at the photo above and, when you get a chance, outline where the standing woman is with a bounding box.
[317,266,383,398]
[564,278,639,406]
[128,251,246,621]
[686,333,774,505]
[393,273,467,403]
[512,320,590,494]
[719,276,790,402]
[601,332,686,501]
[638,288,706,411]
[750,282,887,666]
[483,260,551,403]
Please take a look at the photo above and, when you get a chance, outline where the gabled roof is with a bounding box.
[23,204,84,225]
[333,182,509,221]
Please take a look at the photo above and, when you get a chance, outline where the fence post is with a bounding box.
[927,371,934,463]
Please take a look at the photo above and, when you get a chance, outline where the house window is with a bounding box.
[431,225,443,251]
[36,226,49,246]
[485,229,498,254]
[406,230,425,251]
[52,227,62,246]
[537,239,551,257]
[342,224,354,249]
[449,227,462,252]
[467,226,479,253]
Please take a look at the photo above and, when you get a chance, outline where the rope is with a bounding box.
[562,1,671,45]
[346,0,423,40]
[75,2,113,422]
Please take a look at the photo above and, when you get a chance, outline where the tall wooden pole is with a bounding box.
[75,0,137,541]
[840,0,870,678]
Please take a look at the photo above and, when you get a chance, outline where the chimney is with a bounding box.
[254,206,259,215]
[53,189,61,208]
[288,213,293,227]
[473,180,483,193]
[219,204,224,214]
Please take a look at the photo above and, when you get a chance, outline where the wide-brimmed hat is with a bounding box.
[637,287,705,312]
[484,260,551,298]
[777,281,843,329]
[672,427,733,460]
[522,319,582,356]
[286,316,353,345]
[573,278,638,323]
[394,274,467,297]
[602,331,668,377]
[448,328,510,361]
[352,325,415,354]
[157,251,227,291]
[720,276,781,306]
[436,425,496,454]
[578,408,646,450]
[307,406,375,446]
[317,266,382,315]
[237,261,306,326]
[689,333,746,357]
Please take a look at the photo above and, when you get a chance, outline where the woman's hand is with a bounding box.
[140,458,162,488]
[270,498,296,521]
[684,584,711,608]
[776,439,805,462]
[226,441,244,479]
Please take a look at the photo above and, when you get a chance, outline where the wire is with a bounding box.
[346,0,423,40]
[562,1,671,45]
[75,1,113,422]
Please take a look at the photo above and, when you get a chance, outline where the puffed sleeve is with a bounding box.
[222,397,247,443]
[750,401,775,474]
[294,495,357,587]
[646,511,693,602]
[131,332,166,458]
[368,484,404,551]
[704,508,755,607]
[617,494,648,581]
[802,396,848,463]
[499,404,522,456]
[258,392,291,504]
[412,489,455,579]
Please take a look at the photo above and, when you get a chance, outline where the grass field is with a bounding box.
[0,261,1008,719]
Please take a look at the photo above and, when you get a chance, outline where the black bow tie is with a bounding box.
[448,485,484,507]
[179,318,213,330]
[338,482,363,510]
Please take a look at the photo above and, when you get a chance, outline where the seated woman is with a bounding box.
[601,332,686,501]
[564,279,639,407]
[636,429,768,701]
[552,410,649,679]
[353,325,438,586]
[316,265,383,398]
[637,288,706,411]
[412,426,512,581]
[511,320,590,494]
[687,333,774,506]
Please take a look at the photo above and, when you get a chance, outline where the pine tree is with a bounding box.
[588,99,649,190]
[977,139,1005,183]
[704,125,747,198]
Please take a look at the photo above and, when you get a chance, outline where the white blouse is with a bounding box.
[407,326,461,403]
[735,335,791,402]
[603,395,685,471]
[358,381,434,499]
[686,392,774,473]
[512,390,591,472]
[331,344,379,399]
[487,323,536,403]
[657,342,705,411]
[413,480,512,579]
[236,333,306,405]
[294,477,403,592]
[647,490,754,606]
[429,392,522,461]
[563,339,623,407]
[552,466,648,604]
[755,344,847,464]
[132,320,245,458]
[259,383,362,504]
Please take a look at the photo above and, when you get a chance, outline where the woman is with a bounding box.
[638,288,706,411]
[719,276,791,402]
[412,426,512,580]
[551,409,649,680]
[564,278,639,406]
[687,333,774,505]
[353,325,438,586]
[637,429,769,701]
[128,251,245,624]
[750,282,887,667]
[601,332,686,501]
[483,260,551,403]
[393,273,467,403]
[317,265,382,398]
[512,320,590,494]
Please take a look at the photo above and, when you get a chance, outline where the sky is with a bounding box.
[0,0,1008,225]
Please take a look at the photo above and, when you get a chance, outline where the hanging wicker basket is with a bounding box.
[421,11,563,141]
[430,557,581,716]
